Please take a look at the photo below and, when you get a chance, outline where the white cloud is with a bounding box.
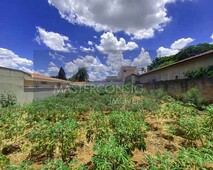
[132,48,152,68]
[96,32,138,53]
[132,28,155,40]
[171,38,194,50]
[157,37,194,57]
[65,55,110,80]
[88,41,93,46]
[48,0,175,39]
[48,62,60,73]
[49,52,65,62]
[96,32,137,71]
[19,67,33,73]
[0,48,33,70]
[35,26,72,52]
[211,34,213,44]
[157,47,179,58]
[80,46,95,53]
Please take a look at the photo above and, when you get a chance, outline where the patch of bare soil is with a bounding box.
[2,144,21,155]
[75,142,94,167]
[26,153,48,164]
[131,116,185,169]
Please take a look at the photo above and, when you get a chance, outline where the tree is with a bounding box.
[70,67,89,82]
[51,75,58,78]
[147,43,213,71]
[58,67,66,80]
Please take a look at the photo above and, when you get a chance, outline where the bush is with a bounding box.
[0,91,17,108]
[183,88,202,108]
[171,115,209,144]
[92,135,134,170]
[147,147,213,169]
[184,66,213,79]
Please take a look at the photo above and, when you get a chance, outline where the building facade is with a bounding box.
[119,66,138,82]
[0,67,71,105]
[137,50,213,83]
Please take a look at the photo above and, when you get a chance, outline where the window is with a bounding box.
[175,75,179,80]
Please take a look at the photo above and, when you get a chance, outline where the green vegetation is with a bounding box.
[183,87,203,108]
[0,91,17,108]
[147,43,213,71]
[58,67,67,80]
[0,87,212,169]
[184,66,213,79]
[70,67,89,82]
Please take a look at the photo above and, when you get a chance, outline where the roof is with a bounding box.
[139,50,213,77]
[0,66,31,76]
[70,82,87,86]
[25,73,71,84]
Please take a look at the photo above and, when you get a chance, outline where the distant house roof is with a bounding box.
[25,73,71,84]
[70,82,87,86]
[139,50,213,77]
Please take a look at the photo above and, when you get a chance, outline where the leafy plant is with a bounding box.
[161,101,198,118]
[184,65,213,79]
[0,91,17,108]
[147,147,213,169]
[109,111,146,153]
[86,112,110,142]
[183,87,203,108]
[170,115,209,144]
[40,159,70,170]
[92,135,135,170]
[0,110,25,143]
[27,119,78,162]
[0,153,10,169]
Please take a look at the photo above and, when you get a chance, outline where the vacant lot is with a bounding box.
[0,87,212,169]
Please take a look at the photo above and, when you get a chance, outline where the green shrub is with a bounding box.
[92,135,134,170]
[161,101,198,118]
[183,88,203,108]
[27,119,78,162]
[109,111,146,153]
[0,91,17,108]
[171,115,209,144]
[40,159,70,170]
[0,153,10,169]
[147,147,213,169]
[184,66,213,79]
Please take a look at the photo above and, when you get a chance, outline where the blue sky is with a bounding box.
[0,0,213,80]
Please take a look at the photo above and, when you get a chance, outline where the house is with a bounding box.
[125,50,213,84]
[0,66,71,105]
[119,66,138,82]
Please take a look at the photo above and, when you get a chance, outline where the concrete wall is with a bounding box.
[24,87,63,101]
[119,66,138,82]
[0,67,69,105]
[87,81,124,87]
[137,77,213,104]
[0,67,34,105]
[139,52,213,83]
[125,74,138,84]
